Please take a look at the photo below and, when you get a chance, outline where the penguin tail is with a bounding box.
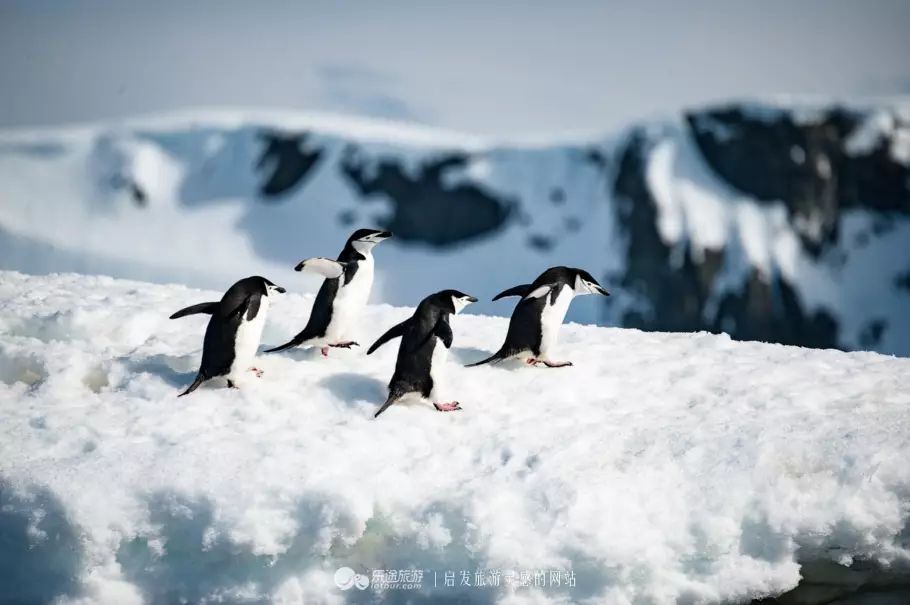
[465,350,507,367]
[373,394,400,418]
[264,335,307,353]
[178,374,205,397]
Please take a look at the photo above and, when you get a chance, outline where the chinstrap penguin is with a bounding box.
[466,266,608,368]
[170,276,285,396]
[266,229,391,356]
[368,289,477,418]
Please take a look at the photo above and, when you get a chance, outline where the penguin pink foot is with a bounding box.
[320,347,329,357]
[542,360,573,368]
[527,358,572,368]
[329,341,360,349]
[249,367,264,378]
[434,402,462,412]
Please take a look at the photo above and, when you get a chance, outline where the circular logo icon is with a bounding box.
[354,574,370,590]
[335,567,370,591]
[334,567,356,590]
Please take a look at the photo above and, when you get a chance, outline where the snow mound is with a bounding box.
[1,270,909,604]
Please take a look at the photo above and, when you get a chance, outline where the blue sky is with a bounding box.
[1,0,909,137]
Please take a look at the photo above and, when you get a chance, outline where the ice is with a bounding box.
[1,270,909,604]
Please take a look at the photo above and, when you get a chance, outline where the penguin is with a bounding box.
[170,276,285,396]
[466,266,608,368]
[266,229,392,356]
[367,289,477,418]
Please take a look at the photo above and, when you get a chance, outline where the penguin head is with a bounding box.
[349,228,392,254]
[257,276,286,296]
[427,289,478,314]
[572,269,609,297]
[232,276,286,298]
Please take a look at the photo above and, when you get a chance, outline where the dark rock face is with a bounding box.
[896,271,910,292]
[605,104,910,352]
[256,131,323,198]
[687,106,910,255]
[610,128,840,349]
[339,148,515,246]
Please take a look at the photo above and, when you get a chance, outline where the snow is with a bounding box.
[842,108,910,166]
[1,104,909,358]
[0,111,620,328]
[2,270,909,604]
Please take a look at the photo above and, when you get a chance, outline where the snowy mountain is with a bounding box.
[1,271,909,605]
[0,101,908,355]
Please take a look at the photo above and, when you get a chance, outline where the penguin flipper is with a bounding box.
[492,284,531,301]
[245,294,261,321]
[367,319,410,355]
[524,284,558,301]
[295,257,347,278]
[169,302,219,319]
[228,295,253,320]
[178,374,205,397]
[434,320,453,349]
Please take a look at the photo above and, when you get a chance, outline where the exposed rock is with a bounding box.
[687,106,910,256]
[339,148,515,246]
[610,128,840,349]
[256,131,323,198]
[527,234,555,252]
[895,271,910,292]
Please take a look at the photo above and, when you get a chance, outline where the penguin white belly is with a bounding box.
[539,285,573,358]
[229,297,269,381]
[428,339,448,401]
[325,256,374,342]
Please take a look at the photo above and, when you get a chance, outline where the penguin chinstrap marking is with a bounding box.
[265,229,392,357]
[467,266,609,368]
[368,290,477,418]
[170,276,285,396]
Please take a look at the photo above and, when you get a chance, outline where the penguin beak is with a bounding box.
[594,285,609,296]
[467,296,478,303]
[275,286,286,294]
[358,231,392,244]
